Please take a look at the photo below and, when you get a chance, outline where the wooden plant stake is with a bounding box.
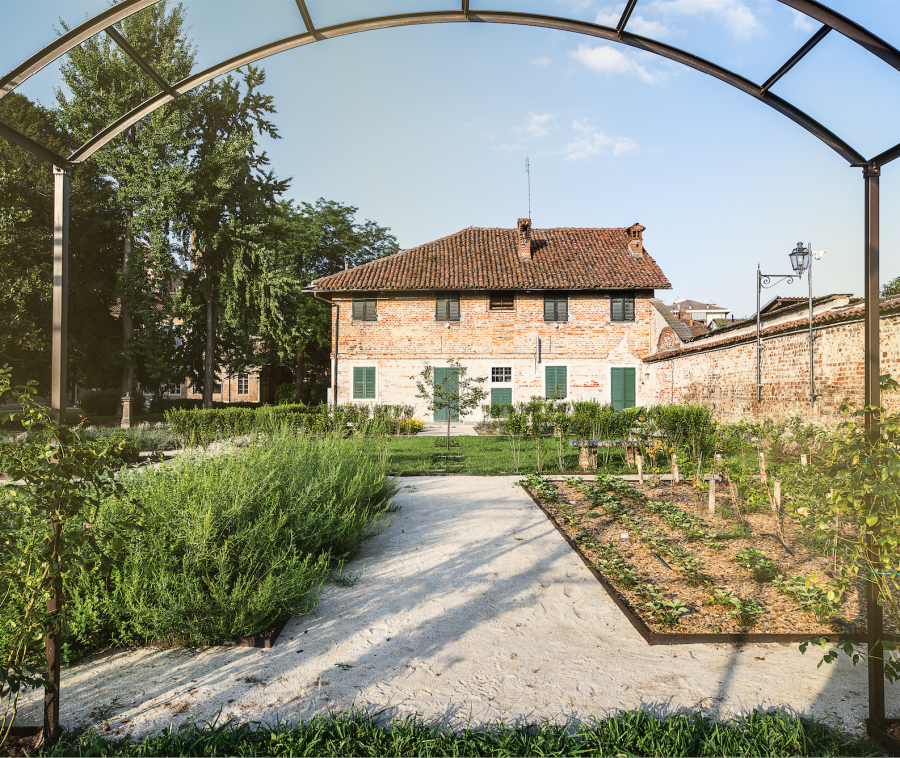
[800,453,808,466]
[671,454,680,485]
[636,452,643,483]
[708,475,716,515]
[43,438,62,745]
[773,480,782,536]
[758,451,767,485]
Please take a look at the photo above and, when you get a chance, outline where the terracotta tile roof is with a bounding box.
[308,226,671,292]
[645,294,900,363]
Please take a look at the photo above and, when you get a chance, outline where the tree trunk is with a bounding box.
[203,269,217,410]
[118,213,134,419]
[294,342,305,404]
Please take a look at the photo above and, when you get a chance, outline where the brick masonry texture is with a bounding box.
[643,313,900,424]
[331,291,654,419]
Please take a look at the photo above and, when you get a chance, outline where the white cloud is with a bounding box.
[516,112,557,139]
[570,43,664,84]
[530,57,552,67]
[791,10,818,33]
[646,0,763,39]
[565,120,640,160]
[595,4,671,37]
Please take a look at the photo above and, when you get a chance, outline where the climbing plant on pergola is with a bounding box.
[0,0,897,743]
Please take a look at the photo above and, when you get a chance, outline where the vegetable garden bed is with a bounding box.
[521,473,896,645]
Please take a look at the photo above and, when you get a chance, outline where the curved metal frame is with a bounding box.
[1,1,900,167]
[0,0,895,736]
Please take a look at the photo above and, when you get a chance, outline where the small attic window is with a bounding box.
[630,229,641,239]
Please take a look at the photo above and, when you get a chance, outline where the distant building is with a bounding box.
[667,298,729,326]
[308,219,672,418]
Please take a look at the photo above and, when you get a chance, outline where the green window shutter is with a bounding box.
[364,299,377,321]
[352,300,364,320]
[545,366,567,399]
[353,366,376,399]
[611,296,624,322]
[624,295,635,322]
[436,294,460,321]
[544,294,568,322]
[611,367,624,410]
[544,296,555,321]
[624,367,636,408]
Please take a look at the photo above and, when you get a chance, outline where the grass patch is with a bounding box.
[39,708,878,757]
[387,436,629,475]
[54,432,397,654]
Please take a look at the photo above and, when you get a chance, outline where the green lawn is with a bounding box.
[385,435,630,475]
[40,708,878,757]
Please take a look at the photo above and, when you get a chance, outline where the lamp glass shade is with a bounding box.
[790,246,809,274]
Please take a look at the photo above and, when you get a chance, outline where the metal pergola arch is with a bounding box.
[0,0,895,739]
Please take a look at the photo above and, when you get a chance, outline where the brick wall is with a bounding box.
[643,313,900,424]
[329,290,655,420]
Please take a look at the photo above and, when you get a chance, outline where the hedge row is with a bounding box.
[165,403,421,447]
[165,404,311,447]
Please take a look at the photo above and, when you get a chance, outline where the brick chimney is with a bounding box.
[517,217,532,260]
[627,222,645,257]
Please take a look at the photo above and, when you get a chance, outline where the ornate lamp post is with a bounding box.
[789,242,826,404]
[756,265,797,403]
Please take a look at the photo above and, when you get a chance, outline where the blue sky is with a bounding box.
[3,0,899,317]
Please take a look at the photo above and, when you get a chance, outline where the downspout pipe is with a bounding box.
[310,290,339,406]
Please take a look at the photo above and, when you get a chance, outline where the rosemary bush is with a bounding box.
[62,432,398,650]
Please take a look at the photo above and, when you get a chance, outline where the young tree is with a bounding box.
[56,0,197,408]
[413,358,488,452]
[262,198,399,402]
[883,275,900,297]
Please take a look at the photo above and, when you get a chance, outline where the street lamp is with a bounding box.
[756,265,797,403]
[790,242,826,404]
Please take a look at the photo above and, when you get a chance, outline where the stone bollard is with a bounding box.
[120,393,132,429]
[578,445,597,471]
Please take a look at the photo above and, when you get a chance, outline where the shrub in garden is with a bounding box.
[79,388,125,416]
[275,382,296,405]
[63,431,398,649]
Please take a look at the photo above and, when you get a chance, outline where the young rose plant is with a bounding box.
[800,374,900,682]
[0,366,134,741]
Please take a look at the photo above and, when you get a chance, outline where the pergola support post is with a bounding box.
[863,161,884,728]
[51,166,70,425]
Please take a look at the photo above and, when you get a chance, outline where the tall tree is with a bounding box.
[0,92,120,391]
[883,276,900,298]
[173,66,288,408]
[263,198,399,401]
[55,0,196,408]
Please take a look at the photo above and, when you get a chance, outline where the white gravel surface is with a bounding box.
[16,475,897,739]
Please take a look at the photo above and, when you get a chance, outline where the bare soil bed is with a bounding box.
[523,476,886,639]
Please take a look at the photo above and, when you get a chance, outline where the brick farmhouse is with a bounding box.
[307,218,673,421]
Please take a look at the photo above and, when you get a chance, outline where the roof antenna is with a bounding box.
[526,157,531,219]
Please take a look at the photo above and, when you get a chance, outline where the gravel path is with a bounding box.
[15,475,896,740]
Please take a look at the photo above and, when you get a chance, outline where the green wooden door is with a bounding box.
[433,367,459,421]
[490,387,512,417]
[611,367,636,410]
[545,365,567,399]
